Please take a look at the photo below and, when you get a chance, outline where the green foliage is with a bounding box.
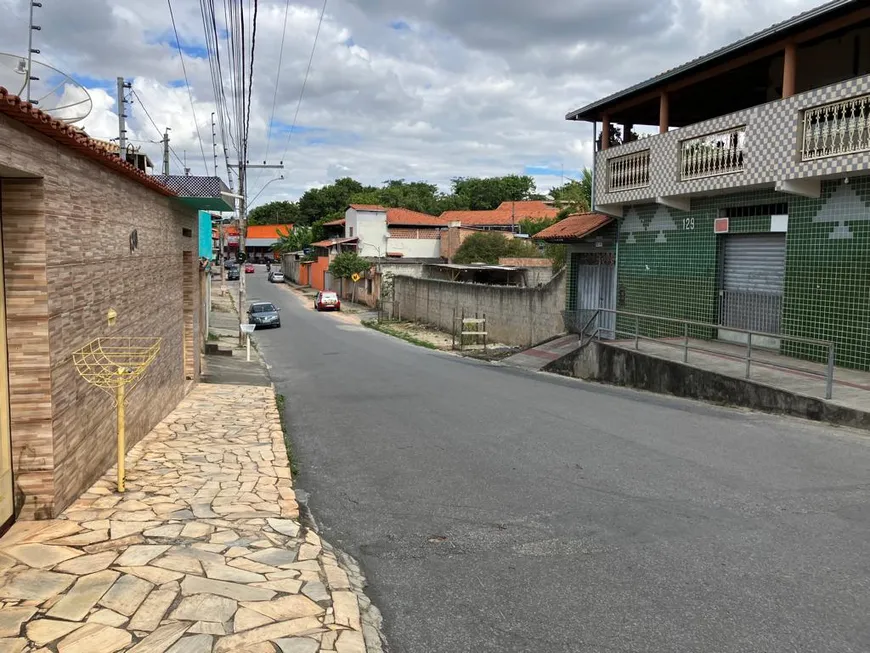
[250,174,550,226]
[453,232,542,265]
[328,251,372,279]
[549,169,592,215]
[519,216,559,237]
[544,243,567,271]
[298,177,371,225]
[451,175,537,210]
[247,201,299,225]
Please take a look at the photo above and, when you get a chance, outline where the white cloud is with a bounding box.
[0,0,824,207]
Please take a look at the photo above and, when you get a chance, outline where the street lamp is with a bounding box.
[248,175,285,206]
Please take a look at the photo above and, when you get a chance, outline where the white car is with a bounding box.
[270,271,285,283]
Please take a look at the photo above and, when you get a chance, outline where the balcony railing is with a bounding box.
[680,127,746,180]
[608,149,650,191]
[801,94,870,161]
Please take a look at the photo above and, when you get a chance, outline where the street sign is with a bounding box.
[351,273,361,282]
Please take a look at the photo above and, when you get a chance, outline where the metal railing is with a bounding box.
[563,308,836,399]
[680,126,746,180]
[802,93,870,161]
[608,149,650,191]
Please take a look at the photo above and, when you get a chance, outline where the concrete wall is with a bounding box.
[346,208,388,257]
[282,256,302,284]
[546,341,870,431]
[392,269,566,347]
[386,234,441,258]
[499,257,554,286]
[0,114,201,518]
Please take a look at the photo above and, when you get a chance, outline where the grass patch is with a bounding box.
[362,320,439,349]
[275,393,299,477]
[207,331,221,341]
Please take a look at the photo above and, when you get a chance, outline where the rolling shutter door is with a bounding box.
[720,234,786,334]
[722,234,786,293]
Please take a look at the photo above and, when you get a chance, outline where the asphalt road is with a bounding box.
[245,270,870,653]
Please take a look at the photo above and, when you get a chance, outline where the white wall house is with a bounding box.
[344,205,447,259]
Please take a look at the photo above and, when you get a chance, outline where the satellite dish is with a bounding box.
[0,53,92,124]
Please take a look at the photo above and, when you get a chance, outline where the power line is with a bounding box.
[130,89,186,171]
[244,0,258,164]
[167,0,211,176]
[253,0,292,191]
[277,0,327,165]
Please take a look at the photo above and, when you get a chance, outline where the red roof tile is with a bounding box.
[385,208,449,227]
[0,86,175,197]
[441,201,561,226]
[496,201,561,219]
[322,218,346,227]
[533,213,613,241]
[246,224,294,239]
[348,204,386,212]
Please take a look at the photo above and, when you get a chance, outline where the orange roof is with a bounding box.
[224,225,240,236]
[533,213,613,241]
[348,204,386,212]
[246,224,294,239]
[496,201,561,219]
[386,208,449,227]
[441,201,561,226]
[0,87,174,197]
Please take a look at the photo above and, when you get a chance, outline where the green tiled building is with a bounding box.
[558,0,870,373]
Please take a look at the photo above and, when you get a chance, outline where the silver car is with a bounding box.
[247,302,281,329]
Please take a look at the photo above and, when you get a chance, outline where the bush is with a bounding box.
[453,232,543,265]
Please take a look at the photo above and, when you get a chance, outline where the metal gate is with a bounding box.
[576,252,616,338]
[719,233,786,339]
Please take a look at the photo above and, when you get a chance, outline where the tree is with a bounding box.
[519,216,559,237]
[298,177,374,224]
[451,175,538,211]
[549,168,592,217]
[247,200,299,225]
[453,232,542,265]
[328,251,371,279]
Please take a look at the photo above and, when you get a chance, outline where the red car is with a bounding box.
[244,263,255,274]
[315,291,340,311]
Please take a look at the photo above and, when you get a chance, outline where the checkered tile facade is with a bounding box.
[594,74,870,207]
[152,175,228,198]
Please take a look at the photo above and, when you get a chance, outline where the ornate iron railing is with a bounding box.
[680,127,746,180]
[802,94,870,161]
[608,150,650,191]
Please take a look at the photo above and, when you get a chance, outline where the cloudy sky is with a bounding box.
[0,0,822,208]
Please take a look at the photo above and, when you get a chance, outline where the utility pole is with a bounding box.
[162,128,171,176]
[25,1,42,104]
[116,77,131,160]
[228,162,284,344]
[211,113,218,176]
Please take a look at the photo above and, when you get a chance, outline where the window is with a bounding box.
[349,227,354,237]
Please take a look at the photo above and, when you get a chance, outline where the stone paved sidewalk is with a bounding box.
[0,385,382,653]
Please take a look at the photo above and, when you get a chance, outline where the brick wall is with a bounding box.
[0,115,201,518]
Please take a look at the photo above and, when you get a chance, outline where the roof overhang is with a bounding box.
[152,175,234,211]
[565,0,861,124]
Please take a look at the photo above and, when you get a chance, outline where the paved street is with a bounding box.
[247,271,870,653]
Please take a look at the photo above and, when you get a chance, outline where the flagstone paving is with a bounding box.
[0,385,382,653]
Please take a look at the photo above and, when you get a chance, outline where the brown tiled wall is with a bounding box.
[0,115,201,518]
[388,227,442,240]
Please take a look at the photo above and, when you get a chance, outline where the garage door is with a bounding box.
[719,233,786,335]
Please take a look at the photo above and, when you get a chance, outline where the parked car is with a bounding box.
[247,301,281,328]
[270,271,285,283]
[227,267,240,281]
[244,263,255,274]
[315,291,340,312]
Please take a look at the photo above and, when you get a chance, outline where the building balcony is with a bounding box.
[594,73,870,214]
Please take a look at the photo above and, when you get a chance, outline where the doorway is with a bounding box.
[575,251,617,338]
[182,251,194,380]
[718,233,786,349]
